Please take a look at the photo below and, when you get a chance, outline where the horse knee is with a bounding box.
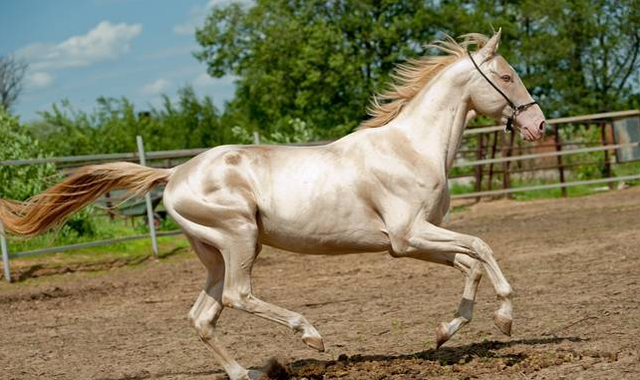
[221,288,253,310]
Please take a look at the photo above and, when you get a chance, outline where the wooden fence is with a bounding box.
[451,109,640,200]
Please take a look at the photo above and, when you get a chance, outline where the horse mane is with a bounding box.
[359,33,490,129]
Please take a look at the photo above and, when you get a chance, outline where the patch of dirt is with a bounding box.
[1,187,639,380]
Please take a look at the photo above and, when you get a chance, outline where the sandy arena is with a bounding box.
[1,187,639,379]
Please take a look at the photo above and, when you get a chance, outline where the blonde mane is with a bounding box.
[359,33,490,129]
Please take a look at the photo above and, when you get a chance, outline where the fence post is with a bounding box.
[554,125,568,197]
[502,132,516,197]
[600,122,612,185]
[474,133,485,202]
[253,131,261,145]
[1,222,11,283]
[487,131,499,191]
[136,136,159,258]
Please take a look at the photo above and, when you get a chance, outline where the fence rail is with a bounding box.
[454,141,640,167]
[451,173,640,199]
[10,230,183,259]
[462,109,640,135]
[0,148,210,167]
[1,110,639,282]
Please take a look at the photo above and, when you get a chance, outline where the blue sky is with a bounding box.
[0,0,237,121]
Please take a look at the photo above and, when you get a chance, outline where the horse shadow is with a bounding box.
[281,336,586,378]
[97,336,585,380]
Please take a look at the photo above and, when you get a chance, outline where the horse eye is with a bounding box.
[501,75,512,82]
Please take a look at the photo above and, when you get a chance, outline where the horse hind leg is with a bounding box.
[186,238,259,380]
[218,228,325,352]
[436,254,483,348]
[392,221,513,344]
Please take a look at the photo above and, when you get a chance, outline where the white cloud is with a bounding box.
[194,72,237,88]
[25,71,54,89]
[141,78,170,95]
[173,24,194,36]
[17,21,142,70]
[194,72,218,87]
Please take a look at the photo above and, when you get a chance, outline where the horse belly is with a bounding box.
[257,203,390,254]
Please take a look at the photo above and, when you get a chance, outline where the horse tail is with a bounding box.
[0,162,173,237]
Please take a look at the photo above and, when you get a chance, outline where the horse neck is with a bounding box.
[389,70,471,174]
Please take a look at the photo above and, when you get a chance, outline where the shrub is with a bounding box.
[0,109,57,201]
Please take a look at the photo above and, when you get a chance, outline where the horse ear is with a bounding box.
[477,28,501,61]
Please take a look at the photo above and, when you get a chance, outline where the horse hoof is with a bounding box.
[435,322,450,349]
[302,335,325,352]
[493,312,512,336]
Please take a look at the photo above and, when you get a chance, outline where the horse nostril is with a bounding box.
[539,121,545,132]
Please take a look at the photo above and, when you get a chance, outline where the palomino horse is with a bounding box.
[0,30,545,379]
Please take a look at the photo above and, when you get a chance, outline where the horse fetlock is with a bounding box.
[496,283,513,298]
[227,368,252,380]
[288,314,308,331]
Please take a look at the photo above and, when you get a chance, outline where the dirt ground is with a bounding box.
[1,187,639,380]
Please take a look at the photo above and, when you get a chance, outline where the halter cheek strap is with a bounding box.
[467,51,537,132]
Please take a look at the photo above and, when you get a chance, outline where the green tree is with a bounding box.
[195,0,443,136]
[33,85,227,155]
[151,86,226,149]
[0,108,56,200]
[405,0,640,116]
[196,0,639,128]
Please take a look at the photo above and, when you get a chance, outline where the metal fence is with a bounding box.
[0,135,186,282]
[1,110,639,282]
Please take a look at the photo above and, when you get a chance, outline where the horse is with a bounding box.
[0,30,545,380]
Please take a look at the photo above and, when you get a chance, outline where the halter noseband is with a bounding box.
[468,51,537,132]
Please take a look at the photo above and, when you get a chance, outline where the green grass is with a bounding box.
[7,211,181,255]
[451,179,638,201]
[10,234,189,265]
[510,182,611,201]
[4,210,190,275]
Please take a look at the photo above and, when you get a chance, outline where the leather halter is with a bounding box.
[468,51,537,132]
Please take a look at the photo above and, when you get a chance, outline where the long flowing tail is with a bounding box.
[0,162,173,237]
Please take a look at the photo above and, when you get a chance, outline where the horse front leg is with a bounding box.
[435,254,483,348]
[392,248,483,347]
[390,221,513,344]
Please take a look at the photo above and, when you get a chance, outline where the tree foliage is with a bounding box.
[32,85,227,156]
[195,0,443,137]
[440,0,640,115]
[196,0,639,136]
[0,109,56,200]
